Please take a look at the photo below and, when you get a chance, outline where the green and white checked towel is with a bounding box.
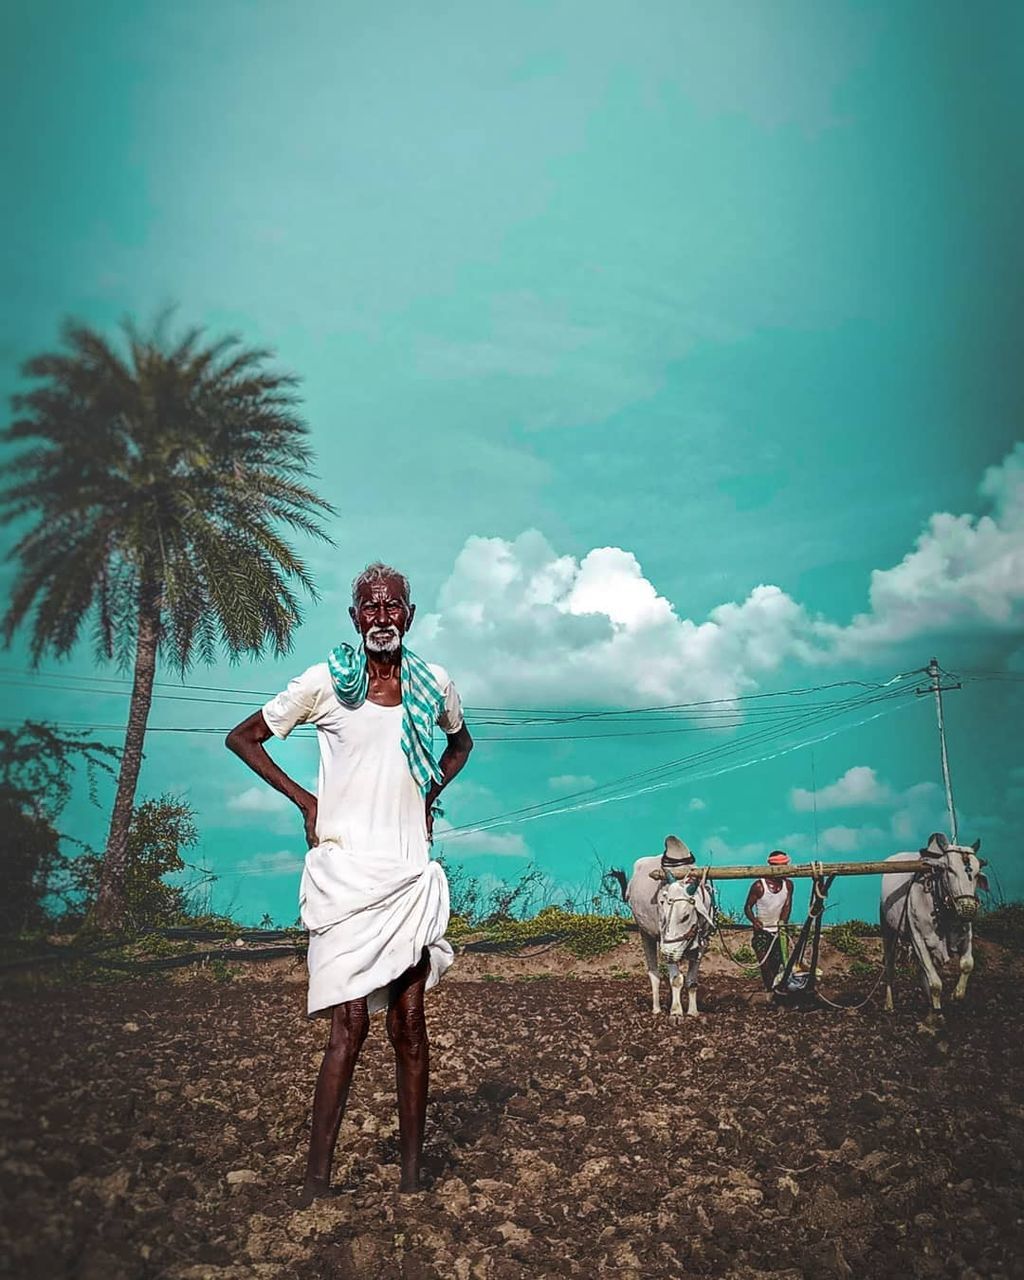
[327,642,445,794]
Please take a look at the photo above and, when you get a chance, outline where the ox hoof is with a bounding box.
[669,1011,684,1023]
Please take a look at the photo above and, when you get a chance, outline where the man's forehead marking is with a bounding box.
[358,578,408,603]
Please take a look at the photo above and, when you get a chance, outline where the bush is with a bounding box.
[0,798,63,935]
[446,905,629,958]
[0,721,117,933]
[477,907,628,958]
[445,913,475,945]
[977,902,1024,950]
[828,922,869,958]
[69,795,198,933]
[840,918,881,937]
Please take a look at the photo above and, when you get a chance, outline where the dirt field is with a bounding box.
[2,946,1022,1279]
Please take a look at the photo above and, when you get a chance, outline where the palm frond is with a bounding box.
[4,315,333,670]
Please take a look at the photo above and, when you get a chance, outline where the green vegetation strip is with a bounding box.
[3,906,1015,977]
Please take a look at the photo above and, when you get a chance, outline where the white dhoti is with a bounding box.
[260,659,465,1019]
[301,841,454,1017]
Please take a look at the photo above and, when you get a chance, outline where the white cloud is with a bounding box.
[419,529,827,706]
[434,819,528,858]
[442,779,500,810]
[231,850,304,878]
[889,782,946,845]
[776,832,812,855]
[688,797,707,811]
[705,834,768,862]
[790,766,894,812]
[227,786,292,814]
[819,825,888,854]
[780,779,947,860]
[421,445,1024,706]
[826,444,1024,658]
[550,774,597,790]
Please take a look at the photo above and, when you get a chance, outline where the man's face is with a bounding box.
[350,575,415,659]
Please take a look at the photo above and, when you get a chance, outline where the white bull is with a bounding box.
[880,832,988,1017]
[621,856,716,1020]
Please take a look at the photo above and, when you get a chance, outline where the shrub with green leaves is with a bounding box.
[977,903,1024,950]
[828,922,869,958]
[0,720,117,934]
[70,794,198,933]
[479,907,628,958]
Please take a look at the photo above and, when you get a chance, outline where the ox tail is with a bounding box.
[604,868,629,903]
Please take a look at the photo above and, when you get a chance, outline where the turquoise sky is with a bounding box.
[3,1,1022,925]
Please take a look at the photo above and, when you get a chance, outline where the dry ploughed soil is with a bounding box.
[2,946,1022,1279]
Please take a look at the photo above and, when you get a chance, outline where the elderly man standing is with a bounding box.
[226,562,472,1201]
[743,851,795,994]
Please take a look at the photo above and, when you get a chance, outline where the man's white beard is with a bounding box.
[365,626,401,658]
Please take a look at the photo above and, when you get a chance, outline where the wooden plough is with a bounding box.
[648,858,928,882]
[647,856,923,1003]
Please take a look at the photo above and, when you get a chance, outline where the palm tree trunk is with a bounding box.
[93,594,160,931]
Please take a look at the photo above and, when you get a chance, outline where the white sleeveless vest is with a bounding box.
[754,879,788,932]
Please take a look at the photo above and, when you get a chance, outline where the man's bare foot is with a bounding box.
[297,1176,331,1209]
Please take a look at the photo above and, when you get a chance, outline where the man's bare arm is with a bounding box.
[225,711,318,847]
[743,882,763,929]
[425,724,474,838]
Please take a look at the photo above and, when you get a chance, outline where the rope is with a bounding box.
[713,923,783,970]
[814,963,888,1011]
[793,867,909,1011]
[468,939,567,960]
[713,924,753,968]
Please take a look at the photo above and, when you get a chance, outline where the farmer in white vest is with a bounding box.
[226,562,473,1202]
[743,851,794,992]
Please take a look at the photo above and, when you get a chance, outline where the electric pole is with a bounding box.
[916,657,962,841]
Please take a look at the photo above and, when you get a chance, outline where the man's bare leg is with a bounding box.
[386,950,431,1193]
[300,998,369,1206]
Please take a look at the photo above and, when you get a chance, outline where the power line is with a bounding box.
[203,687,922,875]
[440,678,922,838]
[1,674,925,744]
[420,698,922,844]
[2,665,934,845]
[4,668,931,740]
[0,675,904,725]
[4,665,932,719]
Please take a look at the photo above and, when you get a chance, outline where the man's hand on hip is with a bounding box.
[424,788,441,845]
[295,790,318,848]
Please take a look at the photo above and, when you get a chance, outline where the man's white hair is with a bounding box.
[351,562,411,607]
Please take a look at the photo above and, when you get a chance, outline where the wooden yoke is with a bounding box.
[649,858,929,882]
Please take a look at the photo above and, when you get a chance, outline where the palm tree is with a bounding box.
[1,316,335,929]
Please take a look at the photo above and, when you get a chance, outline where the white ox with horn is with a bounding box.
[880,832,988,1016]
[620,837,716,1020]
